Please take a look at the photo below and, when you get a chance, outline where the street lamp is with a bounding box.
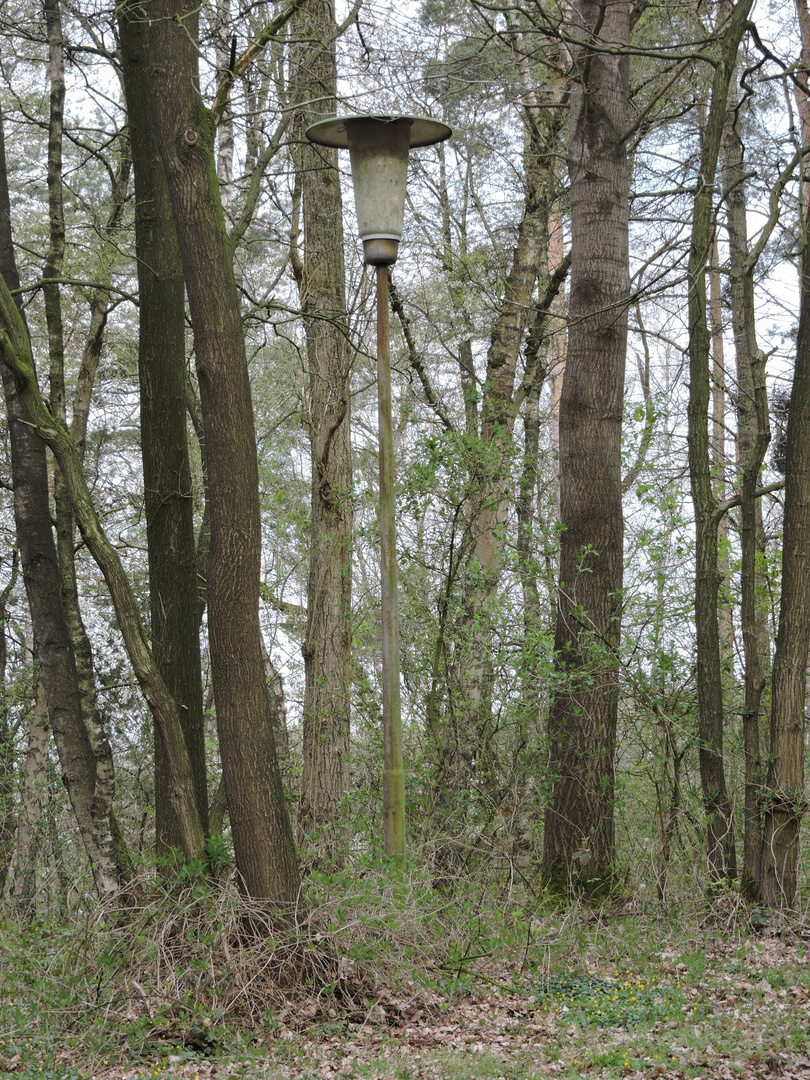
[306,114,451,861]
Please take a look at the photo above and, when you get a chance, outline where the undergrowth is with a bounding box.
[0,856,479,1074]
[2,858,810,1079]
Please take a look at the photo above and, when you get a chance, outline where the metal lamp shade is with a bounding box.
[305,114,452,265]
[346,117,410,265]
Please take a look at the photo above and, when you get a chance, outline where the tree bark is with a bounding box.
[707,235,734,665]
[0,270,206,865]
[45,0,129,893]
[148,0,300,902]
[119,0,209,856]
[0,553,19,894]
[453,131,547,792]
[440,97,561,804]
[793,0,810,211]
[289,0,353,858]
[758,231,810,908]
[0,97,127,897]
[721,92,770,900]
[686,0,752,888]
[542,0,630,894]
[11,679,50,915]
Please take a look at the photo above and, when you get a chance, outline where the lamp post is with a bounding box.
[306,115,451,860]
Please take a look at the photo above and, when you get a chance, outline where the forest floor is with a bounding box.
[3,892,810,1080]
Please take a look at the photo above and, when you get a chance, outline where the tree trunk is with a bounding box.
[721,93,770,900]
[542,0,630,895]
[119,0,209,856]
[444,108,558,802]
[0,274,206,865]
[45,0,129,893]
[11,679,50,916]
[289,0,353,858]
[148,0,300,902]
[455,142,546,790]
[708,235,734,664]
[793,0,810,212]
[516,355,545,754]
[686,0,752,888]
[0,554,19,894]
[0,98,127,897]
[516,244,569,758]
[758,233,810,908]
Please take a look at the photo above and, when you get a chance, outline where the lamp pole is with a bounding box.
[306,115,451,860]
[375,262,405,857]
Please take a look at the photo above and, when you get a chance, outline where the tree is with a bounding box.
[44,0,132,891]
[288,0,353,857]
[0,552,19,893]
[148,0,300,902]
[0,93,128,898]
[758,0,810,905]
[119,0,209,857]
[399,3,566,834]
[686,0,754,887]
[758,241,810,908]
[542,0,631,894]
[0,259,207,867]
[721,79,770,899]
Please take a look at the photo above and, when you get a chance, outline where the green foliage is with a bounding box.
[535,969,684,1029]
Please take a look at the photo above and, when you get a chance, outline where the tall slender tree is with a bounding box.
[0,553,19,894]
[759,234,810,908]
[686,0,753,887]
[721,86,770,899]
[119,0,209,856]
[288,0,353,857]
[0,96,127,898]
[148,0,300,901]
[758,0,810,904]
[542,0,631,894]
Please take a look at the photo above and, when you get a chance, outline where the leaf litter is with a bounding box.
[6,923,809,1080]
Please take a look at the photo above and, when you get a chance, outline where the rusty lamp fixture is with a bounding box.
[306,114,451,861]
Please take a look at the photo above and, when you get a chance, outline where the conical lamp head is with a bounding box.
[305,114,452,265]
[345,116,410,265]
